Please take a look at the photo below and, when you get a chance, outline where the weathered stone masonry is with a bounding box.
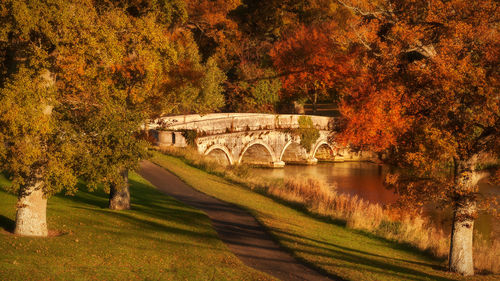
[149,113,377,167]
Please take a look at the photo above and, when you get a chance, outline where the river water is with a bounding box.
[250,162,498,239]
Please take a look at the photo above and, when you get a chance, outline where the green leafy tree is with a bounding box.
[0,0,225,235]
[297,116,320,152]
[227,59,281,112]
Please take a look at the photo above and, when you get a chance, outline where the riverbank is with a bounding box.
[151,150,498,280]
[154,147,499,277]
[248,162,499,254]
[0,172,274,280]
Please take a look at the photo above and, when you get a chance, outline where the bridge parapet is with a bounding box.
[150,113,378,167]
[151,113,334,135]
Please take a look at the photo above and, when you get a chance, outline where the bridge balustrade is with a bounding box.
[151,113,376,167]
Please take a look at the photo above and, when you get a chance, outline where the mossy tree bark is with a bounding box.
[109,169,130,210]
[14,179,48,237]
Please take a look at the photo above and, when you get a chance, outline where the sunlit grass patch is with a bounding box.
[0,172,275,281]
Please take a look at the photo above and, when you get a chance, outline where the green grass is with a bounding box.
[0,172,275,281]
[0,173,11,188]
[151,152,497,281]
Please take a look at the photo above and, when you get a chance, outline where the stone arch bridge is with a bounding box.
[149,113,376,167]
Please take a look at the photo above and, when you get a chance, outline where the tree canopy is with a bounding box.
[331,0,499,275]
[0,0,224,234]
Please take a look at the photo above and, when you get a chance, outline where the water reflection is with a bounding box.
[251,162,397,204]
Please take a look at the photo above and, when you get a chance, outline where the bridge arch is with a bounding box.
[311,140,335,161]
[238,140,277,165]
[279,140,294,162]
[204,145,234,165]
[279,140,309,164]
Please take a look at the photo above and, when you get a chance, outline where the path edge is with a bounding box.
[145,159,347,281]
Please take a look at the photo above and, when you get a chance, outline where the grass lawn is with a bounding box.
[0,172,275,281]
[0,173,10,188]
[151,152,497,281]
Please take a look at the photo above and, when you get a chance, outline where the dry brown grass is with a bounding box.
[473,235,500,274]
[268,177,449,257]
[158,147,498,274]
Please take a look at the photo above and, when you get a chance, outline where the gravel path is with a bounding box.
[139,161,336,281]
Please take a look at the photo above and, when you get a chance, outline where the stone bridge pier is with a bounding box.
[151,113,377,167]
[198,130,334,167]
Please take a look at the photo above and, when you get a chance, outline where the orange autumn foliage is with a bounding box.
[266,0,498,275]
[270,23,353,105]
[185,0,240,39]
[333,0,499,275]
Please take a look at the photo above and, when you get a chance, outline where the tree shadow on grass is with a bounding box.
[72,205,220,244]
[0,214,15,233]
[278,222,445,267]
[348,227,446,263]
[61,178,215,235]
[59,178,183,210]
[54,182,109,209]
[129,178,213,226]
[241,181,449,266]
[270,228,455,281]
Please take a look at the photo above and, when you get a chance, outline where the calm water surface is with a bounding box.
[252,162,396,204]
[250,162,499,238]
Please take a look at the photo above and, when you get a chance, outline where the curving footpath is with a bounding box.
[139,161,337,281]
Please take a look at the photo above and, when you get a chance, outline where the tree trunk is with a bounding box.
[448,160,482,276]
[449,198,475,276]
[14,180,48,237]
[144,121,150,141]
[109,169,130,210]
[312,92,318,114]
